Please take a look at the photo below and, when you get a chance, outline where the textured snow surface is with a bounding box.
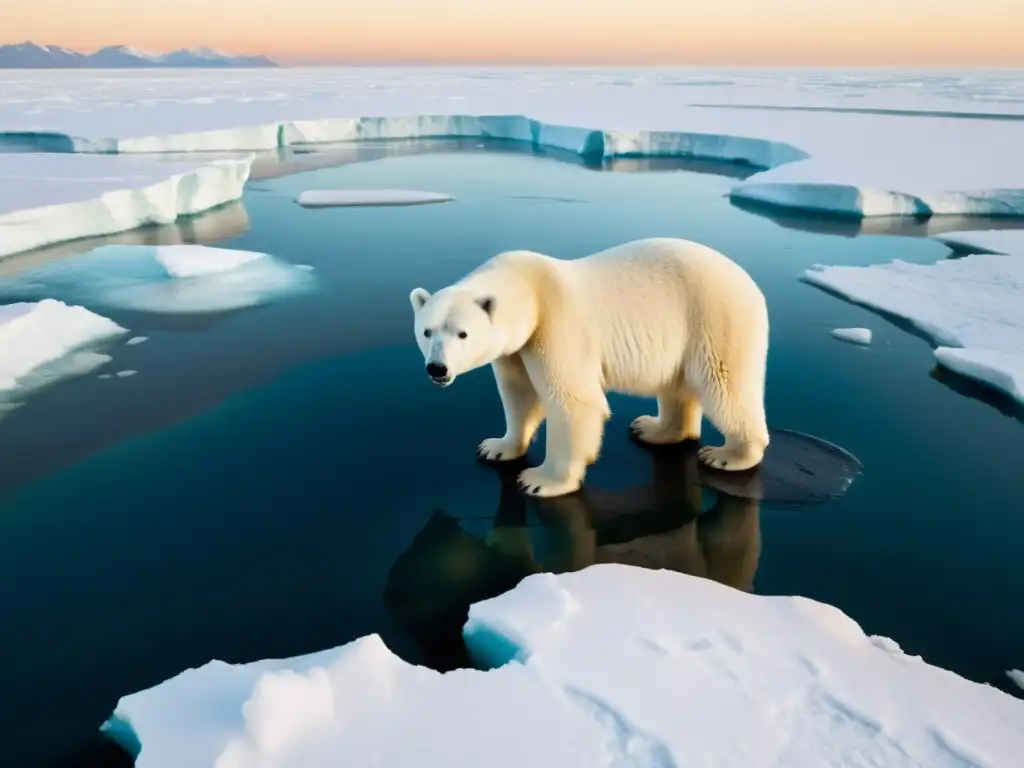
[0,153,251,258]
[0,68,1021,220]
[803,254,1024,404]
[296,189,454,207]
[104,566,1024,768]
[0,298,124,390]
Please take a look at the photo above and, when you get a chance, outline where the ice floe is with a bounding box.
[296,189,454,207]
[803,254,1024,404]
[830,327,872,346]
[102,565,1024,767]
[0,244,316,315]
[933,229,1024,255]
[0,298,124,391]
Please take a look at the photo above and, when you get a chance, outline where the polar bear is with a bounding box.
[409,237,770,498]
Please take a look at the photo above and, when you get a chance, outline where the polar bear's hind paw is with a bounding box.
[697,443,763,472]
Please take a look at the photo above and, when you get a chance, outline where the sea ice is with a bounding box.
[0,153,252,258]
[0,70,1020,228]
[932,229,1024,255]
[296,189,454,208]
[0,299,125,391]
[803,254,1024,404]
[116,370,138,378]
[830,327,872,345]
[102,565,1024,767]
[0,245,316,315]
[126,336,148,346]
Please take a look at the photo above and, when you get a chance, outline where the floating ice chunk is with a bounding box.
[116,370,138,378]
[0,299,125,391]
[296,189,454,208]
[104,566,1024,767]
[1008,670,1024,692]
[103,635,612,768]
[933,229,1024,255]
[154,245,265,278]
[830,327,872,345]
[126,336,148,346]
[0,245,316,315]
[294,264,314,271]
[803,254,1024,404]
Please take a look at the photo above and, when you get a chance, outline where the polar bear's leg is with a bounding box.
[631,386,703,444]
[478,354,545,461]
[693,356,769,472]
[518,401,605,497]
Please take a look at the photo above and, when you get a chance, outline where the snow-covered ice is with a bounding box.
[296,189,454,208]
[0,153,252,258]
[0,298,125,391]
[933,228,1024,255]
[830,327,872,345]
[803,254,1024,405]
[102,565,1024,767]
[0,69,1020,226]
[0,244,316,315]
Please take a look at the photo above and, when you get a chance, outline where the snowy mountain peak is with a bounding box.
[0,42,277,68]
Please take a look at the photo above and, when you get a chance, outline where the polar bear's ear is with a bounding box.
[409,287,431,311]
[475,296,495,317]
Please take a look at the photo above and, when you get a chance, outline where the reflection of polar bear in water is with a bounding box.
[409,237,770,497]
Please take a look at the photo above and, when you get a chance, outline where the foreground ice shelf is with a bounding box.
[103,565,1024,768]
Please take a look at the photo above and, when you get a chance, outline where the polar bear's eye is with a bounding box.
[458,331,468,339]
[423,329,432,338]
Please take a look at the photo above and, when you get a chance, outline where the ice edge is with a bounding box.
[4,113,1022,259]
[0,157,253,259]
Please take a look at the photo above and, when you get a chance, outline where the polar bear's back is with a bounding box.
[566,238,769,396]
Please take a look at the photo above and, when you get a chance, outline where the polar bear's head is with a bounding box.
[409,286,499,387]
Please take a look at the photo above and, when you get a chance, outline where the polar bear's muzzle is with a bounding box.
[426,361,453,387]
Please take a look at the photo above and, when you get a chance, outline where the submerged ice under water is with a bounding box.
[0,142,1022,767]
[0,244,316,315]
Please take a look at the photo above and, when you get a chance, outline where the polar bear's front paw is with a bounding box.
[477,437,527,462]
[517,466,582,498]
[698,443,763,472]
[630,415,692,445]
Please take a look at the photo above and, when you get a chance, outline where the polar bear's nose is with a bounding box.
[426,362,449,379]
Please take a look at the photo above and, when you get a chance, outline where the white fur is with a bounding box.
[409,237,770,497]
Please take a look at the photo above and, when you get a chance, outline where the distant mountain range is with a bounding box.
[0,42,277,69]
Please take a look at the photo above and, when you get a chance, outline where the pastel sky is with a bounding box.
[5,0,1022,66]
